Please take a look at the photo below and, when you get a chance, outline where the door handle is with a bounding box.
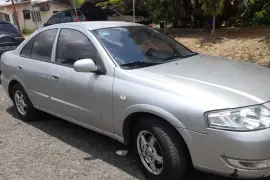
[50,74,59,80]
[17,66,22,70]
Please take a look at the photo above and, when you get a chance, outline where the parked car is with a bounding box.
[44,10,87,26]
[0,21,24,74]
[0,21,24,56]
[104,8,150,24]
[2,22,270,180]
[44,1,108,27]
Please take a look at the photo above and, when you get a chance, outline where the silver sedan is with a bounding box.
[1,21,270,180]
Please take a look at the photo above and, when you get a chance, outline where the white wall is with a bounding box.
[0,1,70,31]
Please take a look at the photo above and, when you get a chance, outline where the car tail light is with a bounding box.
[148,24,153,28]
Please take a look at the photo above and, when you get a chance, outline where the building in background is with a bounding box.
[0,0,70,31]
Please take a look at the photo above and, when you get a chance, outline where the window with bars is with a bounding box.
[4,14,10,22]
[31,11,41,22]
[12,12,18,25]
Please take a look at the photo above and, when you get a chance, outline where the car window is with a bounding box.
[93,26,194,67]
[56,29,97,66]
[0,23,20,37]
[62,12,73,23]
[31,29,57,61]
[20,37,34,57]
[47,13,61,24]
[76,11,85,20]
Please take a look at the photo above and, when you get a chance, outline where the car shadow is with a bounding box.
[7,106,236,180]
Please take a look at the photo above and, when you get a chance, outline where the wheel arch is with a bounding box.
[122,104,186,146]
[8,76,27,98]
[122,110,193,166]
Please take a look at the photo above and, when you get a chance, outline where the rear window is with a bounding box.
[0,23,20,37]
[71,11,85,21]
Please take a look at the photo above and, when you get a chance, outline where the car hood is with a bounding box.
[129,54,270,109]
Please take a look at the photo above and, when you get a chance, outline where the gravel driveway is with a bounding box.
[0,86,234,180]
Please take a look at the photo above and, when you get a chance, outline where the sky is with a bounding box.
[0,0,11,5]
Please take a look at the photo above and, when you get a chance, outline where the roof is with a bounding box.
[53,21,143,30]
[0,1,30,8]
[31,0,50,5]
[0,21,11,24]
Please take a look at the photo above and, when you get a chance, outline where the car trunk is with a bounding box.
[80,0,108,21]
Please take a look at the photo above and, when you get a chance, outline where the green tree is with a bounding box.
[201,0,224,37]
[146,0,174,33]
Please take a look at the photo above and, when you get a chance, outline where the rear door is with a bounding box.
[18,28,59,110]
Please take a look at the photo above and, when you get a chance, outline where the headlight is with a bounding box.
[207,105,270,131]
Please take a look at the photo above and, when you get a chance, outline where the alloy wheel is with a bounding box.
[137,130,164,175]
[14,90,27,115]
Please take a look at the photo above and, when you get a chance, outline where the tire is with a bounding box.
[133,116,189,180]
[11,83,36,121]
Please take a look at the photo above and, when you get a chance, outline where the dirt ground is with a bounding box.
[172,27,270,67]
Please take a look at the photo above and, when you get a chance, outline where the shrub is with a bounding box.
[22,28,35,35]
[250,9,268,26]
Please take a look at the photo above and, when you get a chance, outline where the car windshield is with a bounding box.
[0,23,20,37]
[92,26,196,69]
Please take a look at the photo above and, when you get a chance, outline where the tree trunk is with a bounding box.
[164,21,167,34]
[268,2,270,24]
[212,15,216,38]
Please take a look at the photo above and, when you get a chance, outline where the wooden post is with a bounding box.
[11,0,21,32]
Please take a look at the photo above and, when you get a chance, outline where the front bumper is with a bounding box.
[177,127,270,179]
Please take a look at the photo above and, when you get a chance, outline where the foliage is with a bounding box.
[22,28,35,35]
[237,0,269,26]
[201,0,224,17]
[96,0,124,7]
[250,9,268,26]
[145,0,174,23]
[53,0,84,6]
[71,0,85,6]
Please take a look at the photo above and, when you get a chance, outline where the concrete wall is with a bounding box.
[0,1,70,31]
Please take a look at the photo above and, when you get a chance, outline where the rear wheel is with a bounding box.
[11,84,36,121]
[133,117,189,180]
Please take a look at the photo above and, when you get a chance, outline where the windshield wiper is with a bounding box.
[120,61,160,68]
[163,52,198,62]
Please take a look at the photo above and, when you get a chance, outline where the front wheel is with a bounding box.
[134,117,189,180]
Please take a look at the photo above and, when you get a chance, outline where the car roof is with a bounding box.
[55,9,81,13]
[0,21,12,24]
[50,21,143,30]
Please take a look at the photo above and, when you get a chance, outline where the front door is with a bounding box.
[49,28,114,132]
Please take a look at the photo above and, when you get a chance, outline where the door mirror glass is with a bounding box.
[73,59,97,72]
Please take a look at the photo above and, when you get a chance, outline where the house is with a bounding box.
[0,0,71,31]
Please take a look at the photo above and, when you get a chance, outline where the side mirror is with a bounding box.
[43,23,47,27]
[73,59,97,73]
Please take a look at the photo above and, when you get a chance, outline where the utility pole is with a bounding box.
[72,0,79,21]
[11,0,21,32]
[133,0,135,22]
